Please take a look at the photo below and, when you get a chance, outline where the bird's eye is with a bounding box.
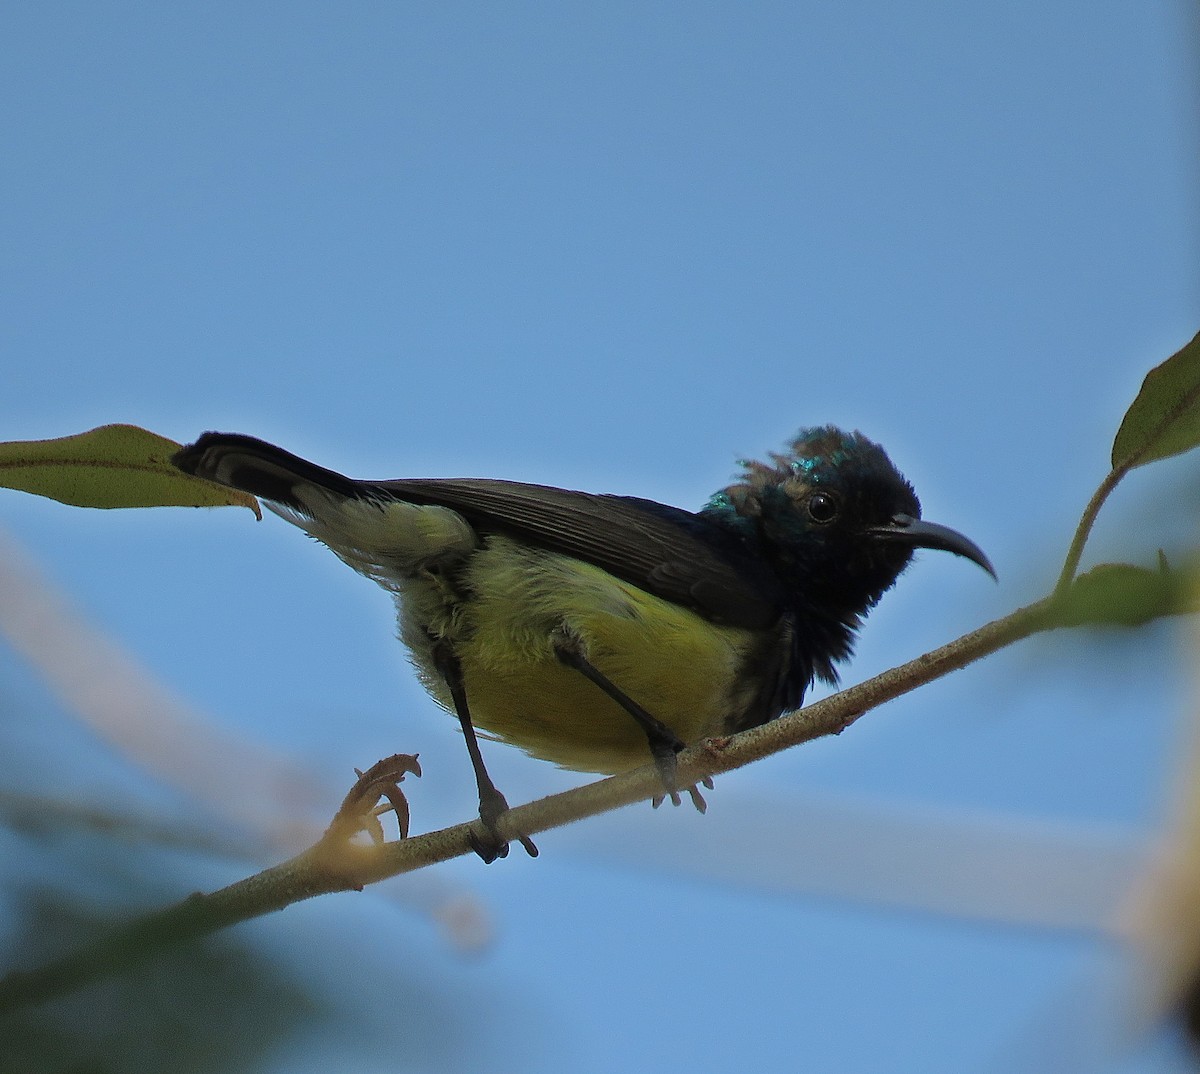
[806,491,838,524]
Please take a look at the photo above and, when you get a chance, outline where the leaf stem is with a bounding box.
[1055,465,1129,597]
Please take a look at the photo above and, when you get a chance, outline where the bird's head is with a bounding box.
[703,426,994,622]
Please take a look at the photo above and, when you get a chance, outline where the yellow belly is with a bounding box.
[403,537,767,774]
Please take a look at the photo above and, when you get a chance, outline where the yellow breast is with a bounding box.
[421,537,766,773]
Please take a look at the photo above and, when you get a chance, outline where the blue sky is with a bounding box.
[1,3,1198,1071]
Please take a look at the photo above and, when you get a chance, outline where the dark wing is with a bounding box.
[172,433,784,630]
[367,477,784,630]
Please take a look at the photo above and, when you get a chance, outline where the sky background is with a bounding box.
[1,3,1198,1072]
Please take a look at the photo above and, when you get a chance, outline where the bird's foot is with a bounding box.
[651,774,715,814]
[646,740,713,814]
[470,784,538,864]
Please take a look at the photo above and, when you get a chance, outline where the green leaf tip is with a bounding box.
[1112,329,1200,472]
[0,424,261,515]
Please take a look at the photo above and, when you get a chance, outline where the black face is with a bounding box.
[758,456,922,615]
[711,426,993,621]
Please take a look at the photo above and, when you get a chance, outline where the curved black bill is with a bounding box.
[867,514,996,579]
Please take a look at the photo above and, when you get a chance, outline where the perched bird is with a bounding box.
[173,427,993,861]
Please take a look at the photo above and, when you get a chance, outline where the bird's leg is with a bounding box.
[431,640,538,863]
[551,630,694,808]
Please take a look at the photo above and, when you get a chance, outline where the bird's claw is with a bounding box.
[648,743,712,813]
[472,785,538,863]
[651,777,713,813]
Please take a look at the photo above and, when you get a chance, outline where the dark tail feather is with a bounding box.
[172,432,362,511]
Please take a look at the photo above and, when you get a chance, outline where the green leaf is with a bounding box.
[1051,558,1196,629]
[0,425,260,514]
[1112,329,1200,471]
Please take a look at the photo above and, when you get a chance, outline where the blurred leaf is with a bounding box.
[0,889,324,1074]
[1050,558,1197,629]
[1112,330,1200,470]
[0,789,244,858]
[0,425,260,515]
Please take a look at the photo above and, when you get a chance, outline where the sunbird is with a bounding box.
[173,427,993,861]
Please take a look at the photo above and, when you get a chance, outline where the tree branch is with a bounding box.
[0,593,1061,1014]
